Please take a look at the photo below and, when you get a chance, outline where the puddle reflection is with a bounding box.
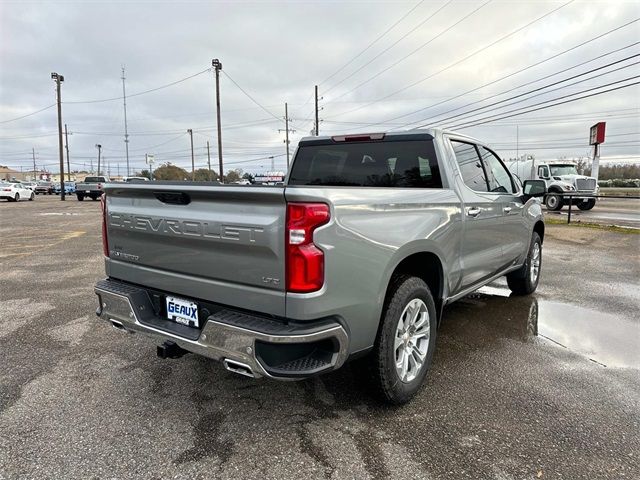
[444,287,639,369]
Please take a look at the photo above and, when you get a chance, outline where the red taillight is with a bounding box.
[100,195,109,257]
[286,202,330,293]
[98,183,102,189]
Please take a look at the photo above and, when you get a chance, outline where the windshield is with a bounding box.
[550,165,578,176]
[289,140,442,188]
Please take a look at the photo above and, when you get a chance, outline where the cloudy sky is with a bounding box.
[1,0,639,176]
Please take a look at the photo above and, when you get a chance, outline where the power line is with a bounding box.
[329,1,634,121]
[221,71,282,122]
[321,0,451,96]
[0,104,57,124]
[319,0,425,88]
[63,68,212,104]
[383,40,640,129]
[411,54,640,129]
[447,77,640,130]
[325,0,491,103]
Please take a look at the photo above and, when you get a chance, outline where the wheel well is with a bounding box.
[547,186,563,193]
[387,252,444,323]
[533,221,545,244]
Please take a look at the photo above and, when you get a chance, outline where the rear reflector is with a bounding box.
[331,133,385,142]
[286,203,330,293]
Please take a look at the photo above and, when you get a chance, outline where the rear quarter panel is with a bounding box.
[284,186,463,353]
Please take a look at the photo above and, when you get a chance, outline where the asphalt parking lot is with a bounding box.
[1,195,638,479]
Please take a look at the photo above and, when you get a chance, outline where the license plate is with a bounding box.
[85,190,91,193]
[166,296,199,327]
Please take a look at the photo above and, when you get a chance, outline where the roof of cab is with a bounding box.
[298,127,485,146]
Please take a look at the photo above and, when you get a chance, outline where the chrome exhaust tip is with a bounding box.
[110,319,129,333]
[223,359,255,378]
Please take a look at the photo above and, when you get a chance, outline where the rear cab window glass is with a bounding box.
[450,140,488,192]
[289,139,442,188]
[84,177,105,183]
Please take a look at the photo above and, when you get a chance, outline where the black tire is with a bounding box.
[77,194,84,201]
[577,199,596,211]
[14,193,20,202]
[90,195,98,201]
[545,193,563,211]
[368,275,437,405]
[29,192,34,201]
[507,232,542,296]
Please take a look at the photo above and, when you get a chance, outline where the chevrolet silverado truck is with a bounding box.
[94,129,546,404]
[76,176,109,201]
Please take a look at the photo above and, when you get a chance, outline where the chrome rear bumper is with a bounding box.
[94,279,349,379]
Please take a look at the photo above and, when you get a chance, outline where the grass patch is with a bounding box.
[599,187,640,197]
[545,217,640,234]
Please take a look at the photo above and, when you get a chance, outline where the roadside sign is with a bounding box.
[589,122,606,145]
[145,154,155,165]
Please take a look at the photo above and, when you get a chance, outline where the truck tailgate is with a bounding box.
[103,183,286,316]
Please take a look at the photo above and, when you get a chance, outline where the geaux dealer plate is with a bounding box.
[166,296,199,327]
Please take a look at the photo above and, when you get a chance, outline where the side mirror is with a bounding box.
[523,179,546,198]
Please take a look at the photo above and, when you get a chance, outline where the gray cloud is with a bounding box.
[1,0,639,176]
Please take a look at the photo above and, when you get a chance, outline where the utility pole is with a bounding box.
[187,129,195,180]
[32,148,37,181]
[206,140,212,181]
[212,59,224,183]
[51,72,65,200]
[121,66,130,176]
[64,124,71,181]
[314,85,319,136]
[95,144,102,175]
[278,102,296,169]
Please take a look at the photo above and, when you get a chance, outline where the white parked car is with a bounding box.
[18,181,37,191]
[0,182,35,202]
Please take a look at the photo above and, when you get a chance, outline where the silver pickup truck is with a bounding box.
[76,176,109,201]
[94,129,546,404]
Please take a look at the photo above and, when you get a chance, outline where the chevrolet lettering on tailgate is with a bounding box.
[108,213,265,243]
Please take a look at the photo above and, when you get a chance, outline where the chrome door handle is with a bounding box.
[503,206,512,213]
[467,207,482,217]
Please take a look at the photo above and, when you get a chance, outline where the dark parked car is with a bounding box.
[34,181,54,195]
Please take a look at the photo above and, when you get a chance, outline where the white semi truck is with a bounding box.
[507,160,597,211]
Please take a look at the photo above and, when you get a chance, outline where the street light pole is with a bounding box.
[51,72,65,200]
[187,129,195,180]
[95,144,102,175]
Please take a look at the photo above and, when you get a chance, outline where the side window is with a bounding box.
[479,147,515,193]
[538,166,549,178]
[451,140,488,192]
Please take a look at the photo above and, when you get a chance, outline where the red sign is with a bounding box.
[589,122,606,145]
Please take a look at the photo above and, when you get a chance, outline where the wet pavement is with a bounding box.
[1,196,639,479]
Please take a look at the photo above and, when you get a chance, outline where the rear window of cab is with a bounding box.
[289,140,442,188]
